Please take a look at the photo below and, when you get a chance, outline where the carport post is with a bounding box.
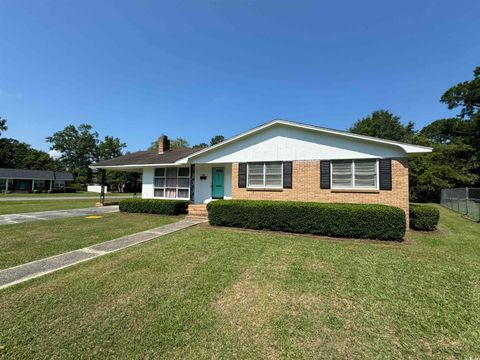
[100,170,106,206]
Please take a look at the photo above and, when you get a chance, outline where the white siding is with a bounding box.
[194,163,232,204]
[142,168,155,199]
[188,124,406,164]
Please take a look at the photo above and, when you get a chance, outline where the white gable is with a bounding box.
[186,123,411,164]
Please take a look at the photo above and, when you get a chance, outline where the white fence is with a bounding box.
[87,185,108,193]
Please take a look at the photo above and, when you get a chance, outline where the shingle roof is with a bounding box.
[92,148,200,167]
[0,168,74,181]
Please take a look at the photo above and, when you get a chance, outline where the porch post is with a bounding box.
[5,178,8,192]
[32,179,35,191]
[50,180,53,191]
[100,170,106,206]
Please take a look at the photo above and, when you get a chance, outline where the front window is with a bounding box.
[154,167,190,199]
[247,162,282,188]
[53,180,65,189]
[331,160,378,189]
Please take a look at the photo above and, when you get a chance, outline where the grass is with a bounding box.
[0,199,106,214]
[0,192,136,197]
[0,205,479,358]
[0,213,180,269]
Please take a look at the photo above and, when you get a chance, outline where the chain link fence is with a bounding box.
[440,188,480,222]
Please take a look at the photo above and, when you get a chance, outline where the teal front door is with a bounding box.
[212,167,225,199]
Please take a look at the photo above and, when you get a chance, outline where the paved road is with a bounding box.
[0,195,134,202]
[0,218,206,289]
[0,206,120,225]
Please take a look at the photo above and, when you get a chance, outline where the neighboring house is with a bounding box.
[91,119,432,219]
[0,168,74,192]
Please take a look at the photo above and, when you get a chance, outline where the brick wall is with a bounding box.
[231,159,409,224]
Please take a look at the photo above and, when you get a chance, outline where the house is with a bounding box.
[0,168,74,192]
[91,119,432,219]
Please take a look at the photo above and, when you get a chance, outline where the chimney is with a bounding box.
[158,135,170,154]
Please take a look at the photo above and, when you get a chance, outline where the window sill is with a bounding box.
[246,188,283,192]
[330,189,380,194]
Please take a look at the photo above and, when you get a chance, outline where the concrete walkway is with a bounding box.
[0,195,133,201]
[0,206,119,225]
[0,218,206,289]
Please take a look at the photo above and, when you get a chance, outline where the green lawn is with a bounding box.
[0,213,180,269]
[1,206,479,358]
[0,192,136,197]
[0,199,106,214]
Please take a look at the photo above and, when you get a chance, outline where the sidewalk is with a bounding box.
[0,218,206,289]
[0,206,119,225]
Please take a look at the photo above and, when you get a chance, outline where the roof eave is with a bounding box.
[175,119,433,162]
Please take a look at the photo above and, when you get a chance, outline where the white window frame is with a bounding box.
[53,180,66,189]
[153,167,190,200]
[331,159,379,190]
[247,162,283,189]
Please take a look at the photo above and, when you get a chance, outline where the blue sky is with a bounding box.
[1,0,479,153]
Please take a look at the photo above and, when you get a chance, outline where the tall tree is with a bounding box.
[46,124,99,184]
[409,66,480,202]
[210,135,225,146]
[441,66,480,119]
[349,110,415,142]
[0,117,7,136]
[0,138,58,170]
[97,136,126,160]
[170,137,190,149]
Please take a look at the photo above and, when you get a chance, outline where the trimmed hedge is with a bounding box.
[409,204,440,231]
[207,200,406,241]
[119,198,189,215]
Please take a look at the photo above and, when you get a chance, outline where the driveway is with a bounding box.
[0,206,119,225]
[0,195,132,201]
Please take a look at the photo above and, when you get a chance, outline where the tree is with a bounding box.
[97,136,126,160]
[193,142,208,149]
[210,135,225,146]
[409,66,480,202]
[0,138,58,170]
[0,117,7,136]
[170,137,190,149]
[349,110,415,142]
[441,66,480,119]
[46,124,99,185]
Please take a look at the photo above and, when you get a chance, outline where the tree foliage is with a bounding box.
[0,138,59,170]
[0,117,8,136]
[46,124,99,183]
[210,135,225,146]
[349,110,415,142]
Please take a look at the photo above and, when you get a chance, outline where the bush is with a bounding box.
[64,187,77,193]
[69,183,85,192]
[208,200,406,241]
[119,198,189,215]
[33,189,44,194]
[409,204,440,231]
[48,189,63,193]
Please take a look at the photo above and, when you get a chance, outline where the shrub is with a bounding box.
[69,183,85,192]
[33,189,44,194]
[64,187,77,193]
[409,204,440,231]
[119,198,189,215]
[208,200,406,241]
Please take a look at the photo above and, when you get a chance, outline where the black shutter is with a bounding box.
[238,163,247,188]
[320,161,331,189]
[283,161,292,189]
[379,159,392,190]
